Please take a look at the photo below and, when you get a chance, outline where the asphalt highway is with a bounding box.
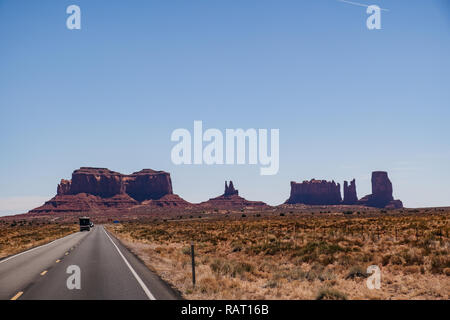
[0,225,179,300]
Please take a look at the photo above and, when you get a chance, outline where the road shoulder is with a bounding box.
[104,227,182,300]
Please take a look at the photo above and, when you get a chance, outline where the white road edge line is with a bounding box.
[0,232,79,265]
[103,227,156,300]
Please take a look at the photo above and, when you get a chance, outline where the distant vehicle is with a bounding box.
[79,217,91,231]
[90,222,94,228]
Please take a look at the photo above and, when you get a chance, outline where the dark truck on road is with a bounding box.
[79,217,91,231]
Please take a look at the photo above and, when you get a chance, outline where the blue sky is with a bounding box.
[1,0,449,215]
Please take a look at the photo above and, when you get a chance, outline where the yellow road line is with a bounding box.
[10,291,23,300]
[40,270,47,276]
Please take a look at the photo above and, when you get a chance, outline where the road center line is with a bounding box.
[10,291,23,300]
[103,227,156,300]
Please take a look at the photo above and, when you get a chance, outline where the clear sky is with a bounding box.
[1,0,449,215]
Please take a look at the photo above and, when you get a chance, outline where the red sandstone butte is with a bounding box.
[199,181,268,209]
[358,171,403,209]
[285,179,342,205]
[30,167,188,214]
[343,179,358,205]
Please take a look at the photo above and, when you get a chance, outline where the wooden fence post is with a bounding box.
[191,242,196,287]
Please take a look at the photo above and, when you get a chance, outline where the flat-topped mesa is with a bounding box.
[372,171,393,199]
[343,179,358,205]
[224,181,239,196]
[65,167,124,198]
[124,169,173,202]
[30,167,182,214]
[56,167,173,201]
[285,179,342,205]
[358,171,403,209]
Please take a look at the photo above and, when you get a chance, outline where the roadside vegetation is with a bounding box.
[108,210,449,300]
[0,219,78,259]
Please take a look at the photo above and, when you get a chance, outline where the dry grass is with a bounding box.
[0,219,78,259]
[108,210,449,300]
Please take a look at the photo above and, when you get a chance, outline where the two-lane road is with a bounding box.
[0,226,179,300]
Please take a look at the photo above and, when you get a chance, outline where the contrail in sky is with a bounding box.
[337,0,390,12]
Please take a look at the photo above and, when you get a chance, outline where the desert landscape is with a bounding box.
[106,208,449,300]
[2,206,447,300]
[1,167,447,300]
[1,1,448,310]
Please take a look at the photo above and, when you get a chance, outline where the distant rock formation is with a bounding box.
[224,181,239,196]
[56,167,173,200]
[57,179,71,195]
[64,167,124,198]
[285,179,342,205]
[200,181,267,209]
[358,171,403,209]
[30,167,188,213]
[139,194,191,208]
[285,172,402,209]
[124,169,174,201]
[29,167,404,214]
[343,179,358,205]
